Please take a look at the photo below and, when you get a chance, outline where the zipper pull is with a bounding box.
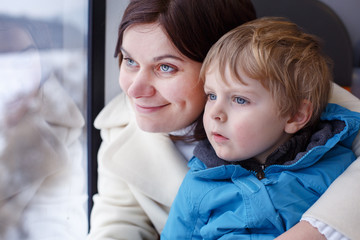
[256,165,266,180]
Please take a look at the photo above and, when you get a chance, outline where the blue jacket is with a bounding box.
[161,104,360,240]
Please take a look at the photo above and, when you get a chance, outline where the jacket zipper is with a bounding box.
[256,164,266,180]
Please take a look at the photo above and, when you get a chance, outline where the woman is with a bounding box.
[88,0,360,239]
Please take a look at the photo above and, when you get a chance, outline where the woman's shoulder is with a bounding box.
[330,83,360,112]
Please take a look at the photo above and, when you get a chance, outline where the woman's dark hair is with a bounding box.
[115,0,256,62]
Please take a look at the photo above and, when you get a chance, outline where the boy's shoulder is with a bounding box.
[323,103,360,121]
[322,103,360,139]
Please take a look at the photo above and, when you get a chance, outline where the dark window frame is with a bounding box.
[87,0,105,222]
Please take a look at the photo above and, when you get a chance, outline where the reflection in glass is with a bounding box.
[0,1,88,239]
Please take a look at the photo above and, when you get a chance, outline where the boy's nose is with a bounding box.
[211,105,227,122]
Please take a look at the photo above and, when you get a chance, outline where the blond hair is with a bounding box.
[200,17,332,126]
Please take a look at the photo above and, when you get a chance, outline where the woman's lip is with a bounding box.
[134,103,170,113]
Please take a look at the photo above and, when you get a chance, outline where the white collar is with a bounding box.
[170,123,198,161]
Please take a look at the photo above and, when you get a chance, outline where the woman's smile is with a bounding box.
[133,102,171,114]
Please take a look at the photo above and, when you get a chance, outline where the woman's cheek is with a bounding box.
[118,71,130,92]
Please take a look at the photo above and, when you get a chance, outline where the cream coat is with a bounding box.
[88,83,360,240]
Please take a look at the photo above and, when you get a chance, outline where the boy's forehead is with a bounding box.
[205,62,249,86]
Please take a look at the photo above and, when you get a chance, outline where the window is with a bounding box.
[0,0,90,238]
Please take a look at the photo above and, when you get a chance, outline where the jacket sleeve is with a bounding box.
[303,83,360,239]
[161,173,199,240]
[87,139,158,240]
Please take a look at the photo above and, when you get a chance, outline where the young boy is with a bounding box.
[161,17,360,239]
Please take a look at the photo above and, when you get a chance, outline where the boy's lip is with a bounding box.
[211,131,229,143]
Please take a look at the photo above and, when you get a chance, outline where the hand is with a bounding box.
[275,221,326,240]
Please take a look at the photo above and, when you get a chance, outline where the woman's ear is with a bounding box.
[285,100,313,134]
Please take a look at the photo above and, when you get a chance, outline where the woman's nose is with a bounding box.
[127,70,156,98]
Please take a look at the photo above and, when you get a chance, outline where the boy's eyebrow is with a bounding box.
[203,83,213,91]
[120,47,184,62]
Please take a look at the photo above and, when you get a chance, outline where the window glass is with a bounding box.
[0,0,88,239]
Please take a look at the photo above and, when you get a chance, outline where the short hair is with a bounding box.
[115,0,256,63]
[201,17,333,126]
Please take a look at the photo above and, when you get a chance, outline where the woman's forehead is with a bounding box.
[123,22,168,45]
[122,23,184,60]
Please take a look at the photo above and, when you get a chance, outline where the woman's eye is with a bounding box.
[207,93,217,101]
[124,58,137,67]
[159,64,175,73]
[234,97,247,104]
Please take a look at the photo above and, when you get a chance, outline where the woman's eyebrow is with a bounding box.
[120,46,184,62]
[153,54,184,62]
[120,47,130,56]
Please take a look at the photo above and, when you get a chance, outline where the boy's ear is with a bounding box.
[285,100,313,134]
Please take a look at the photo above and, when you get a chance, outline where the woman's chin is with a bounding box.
[134,113,191,133]
[135,118,167,133]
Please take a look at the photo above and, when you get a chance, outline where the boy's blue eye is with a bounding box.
[235,97,247,104]
[208,94,216,101]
